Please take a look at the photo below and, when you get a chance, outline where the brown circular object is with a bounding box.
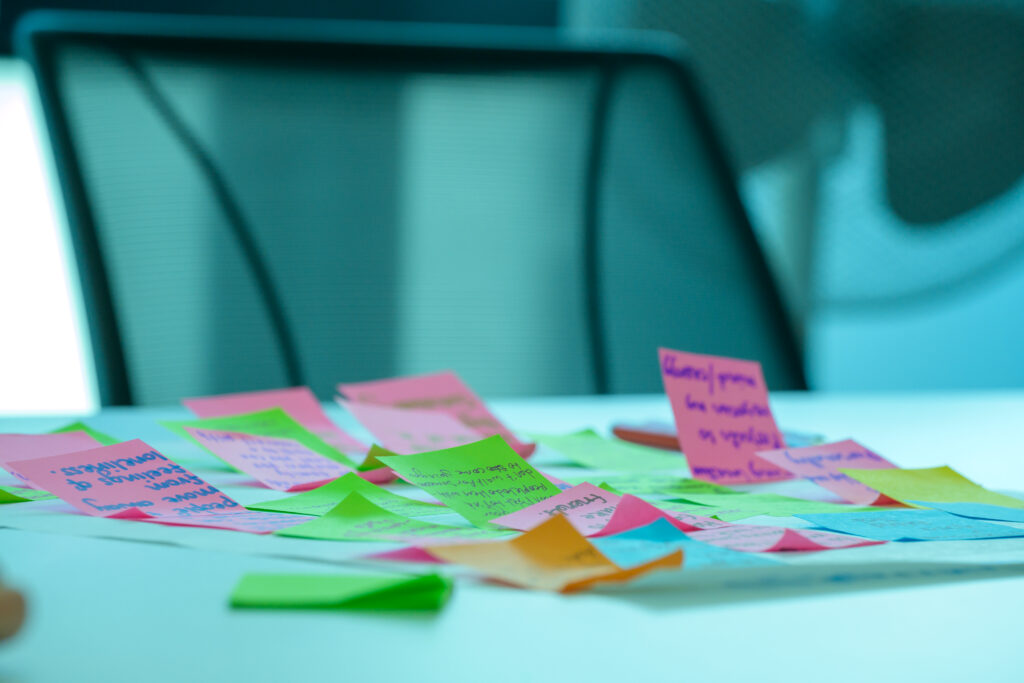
[0,587,26,641]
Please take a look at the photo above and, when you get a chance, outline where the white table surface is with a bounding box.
[2,391,1023,683]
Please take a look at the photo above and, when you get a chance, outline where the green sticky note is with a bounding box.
[0,485,56,504]
[248,472,447,518]
[376,435,561,528]
[50,421,118,446]
[574,473,737,498]
[359,444,397,472]
[230,572,452,610]
[534,430,685,471]
[667,492,877,521]
[162,408,356,468]
[841,466,1024,509]
[276,492,512,543]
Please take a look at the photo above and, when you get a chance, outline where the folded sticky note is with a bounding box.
[425,514,682,592]
[490,483,620,535]
[840,466,1024,510]
[249,471,446,518]
[276,492,512,544]
[50,421,119,446]
[376,435,561,528]
[592,519,780,570]
[798,509,1024,541]
[230,572,452,610]
[338,400,482,455]
[912,501,1024,523]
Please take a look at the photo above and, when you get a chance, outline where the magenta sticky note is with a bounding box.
[6,439,240,519]
[688,524,882,553]
[757,439,899,505]
[659,347,791,485]
[184,428,352,492]
[590,494,727,537]
[183,386,367,453]
[0,432,102,488]
[490,483,620,535]
[338,400,483,455]
[338,371,535,457]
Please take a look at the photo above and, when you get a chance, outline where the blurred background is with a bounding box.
[2,0,1023,413]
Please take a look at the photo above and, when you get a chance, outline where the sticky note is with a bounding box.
[659,347,790,484]
[249,472,448,518]
[0,431,102,488]
[375,435,561,527]
[230,573,452,610]
[338,400,482,455]
[50,422,119,446]
[797,509,1024,541]
[184,386,367,453]
[666,492,878,522]
[757,440,899,505]
[592,519,779,570]
[163,408,356,468]
[276,492,512,543]
[912,501,1024,523]
[840,466,1024,509]
[425,514,682,592]
[533,430,684,471]
[490,483,621,535]
[4,439,308,534]
[184,428,351,491]
[591,494,728,537]
[576,474,737,498]
[0,485,55,504]
[687,523,882,552]
[338,370,534,457]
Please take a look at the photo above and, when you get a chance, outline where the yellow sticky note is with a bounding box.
[841,466,1024,509]
[426,514,681,593]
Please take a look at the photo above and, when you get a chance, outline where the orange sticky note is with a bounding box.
[426,514,681,593]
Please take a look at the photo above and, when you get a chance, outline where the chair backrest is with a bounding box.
[17,10,805,405]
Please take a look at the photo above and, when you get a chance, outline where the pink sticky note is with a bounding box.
[659,347,791,484]
[183,428,352,492]
[0,432,102,488]
[590,494,725,537]
[490,483,620,535]
[756,440,899,505]
[688,524,882,553]
[338,371,535,457]
[7,439,241,519]
[338,400,482,455]
[183,386,367,453]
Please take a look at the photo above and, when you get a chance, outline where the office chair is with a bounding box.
[16,10,805,405]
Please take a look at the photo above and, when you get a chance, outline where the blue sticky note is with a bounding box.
[797,509,1024,541]
[592,519,779,570]
[911,501,1024,524]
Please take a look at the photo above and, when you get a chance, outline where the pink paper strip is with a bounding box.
[184,386,367,453]
[338,371,535,457]
[756,440,899,505]
[659,348,791,484]
[338,400,482,455]
[184,428,351,492]
[490,483,620,535]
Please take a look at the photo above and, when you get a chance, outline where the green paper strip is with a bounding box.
[230,572,452,610]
